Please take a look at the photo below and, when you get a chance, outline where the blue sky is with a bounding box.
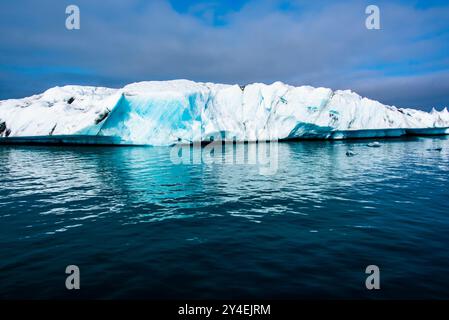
[1,0,449,110]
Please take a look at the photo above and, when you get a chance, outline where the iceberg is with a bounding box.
[1,80,448,146]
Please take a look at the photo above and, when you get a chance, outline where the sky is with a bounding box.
[1,0,449,110]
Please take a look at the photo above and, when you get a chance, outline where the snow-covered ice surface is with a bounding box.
[1,80,448,146]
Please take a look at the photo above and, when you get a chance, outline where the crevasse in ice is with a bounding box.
[0,80,448,145]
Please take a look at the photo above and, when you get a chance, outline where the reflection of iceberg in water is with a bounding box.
[3,136,447,230]
[1,80,449,146]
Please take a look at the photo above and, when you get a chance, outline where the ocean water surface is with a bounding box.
[1,137,449,299]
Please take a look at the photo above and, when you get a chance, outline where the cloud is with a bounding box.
[348,71,449,109]
[0,0,448,110]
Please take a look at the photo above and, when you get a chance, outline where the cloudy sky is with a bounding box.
[1,0,448,110]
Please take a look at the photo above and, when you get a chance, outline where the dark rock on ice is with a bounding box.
[0,121,6,135]
[95,109,110,125]
[49,124,57,136]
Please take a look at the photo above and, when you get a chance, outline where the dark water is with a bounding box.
[1,137,449,299]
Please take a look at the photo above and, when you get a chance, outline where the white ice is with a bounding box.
[1,80,448,145]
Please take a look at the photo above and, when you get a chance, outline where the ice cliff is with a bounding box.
[1,80,448,145]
